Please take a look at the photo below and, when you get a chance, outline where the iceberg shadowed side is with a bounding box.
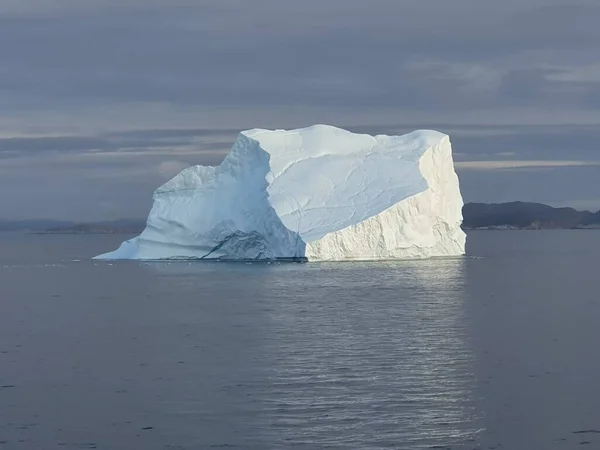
[94,124,466,261]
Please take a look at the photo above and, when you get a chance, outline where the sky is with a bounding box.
[1,0,600,220]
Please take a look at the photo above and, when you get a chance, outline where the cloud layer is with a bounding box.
[1,0,599,218]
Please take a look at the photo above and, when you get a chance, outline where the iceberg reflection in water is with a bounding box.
[136,257,481,448]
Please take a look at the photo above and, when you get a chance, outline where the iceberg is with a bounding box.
[95,125,466,261]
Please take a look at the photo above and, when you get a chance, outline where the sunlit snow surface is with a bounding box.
[95,125,466,261]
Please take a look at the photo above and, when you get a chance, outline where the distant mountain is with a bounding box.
[0,219,145,234]
[462,202,600,230]
[41,219,146,234]
[0,219,75,231]
[3,202,600,233]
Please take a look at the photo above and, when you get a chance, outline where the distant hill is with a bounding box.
[2,202,600,233]
[462,202,600,230]
[0,219,75,231]
[0,219,145,234]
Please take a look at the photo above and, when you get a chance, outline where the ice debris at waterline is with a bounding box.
[95,125,466,261]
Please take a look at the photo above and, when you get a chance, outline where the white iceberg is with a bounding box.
[95,125,466,261]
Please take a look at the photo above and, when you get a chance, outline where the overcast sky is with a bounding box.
[1,0,599,220]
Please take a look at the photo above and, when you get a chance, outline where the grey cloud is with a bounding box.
[459,165,600,209]
[581,84,600,109]
[448,125,600,162]
[498,69,555,102]
[0,136,116,154]
[1,0,600,113]
[1,0,600,219]
[0,132,234,159]
[105,128,240,139]
[498,67,600,111]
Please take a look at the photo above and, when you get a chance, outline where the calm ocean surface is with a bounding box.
[1,231,599,450]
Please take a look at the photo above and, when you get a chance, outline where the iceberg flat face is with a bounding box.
[95,125,466,261]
